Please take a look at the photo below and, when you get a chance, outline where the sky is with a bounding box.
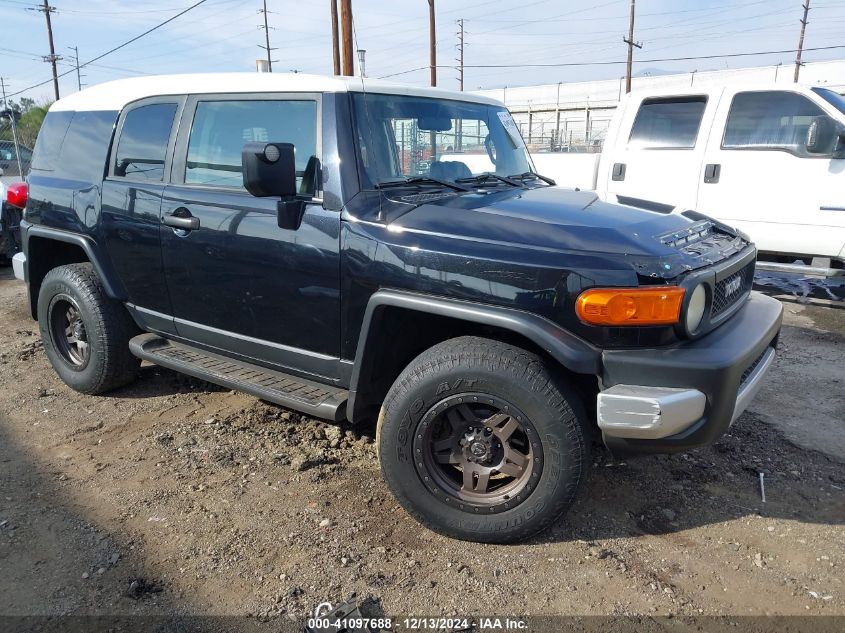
[1,0,845,104]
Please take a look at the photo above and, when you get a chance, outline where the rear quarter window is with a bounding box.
[57,111,119,181]
[30,111,74,171]
[628,97,707,149]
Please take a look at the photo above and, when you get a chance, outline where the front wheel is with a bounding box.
[378,336,589,543]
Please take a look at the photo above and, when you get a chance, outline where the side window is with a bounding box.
[114,103,177,180]
[58,111,119,181]
[30,111,74,172]
[629,97,707,149]
[723,91,826,154]
[185,99,318,192]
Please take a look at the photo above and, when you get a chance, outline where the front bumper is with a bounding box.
[598,291,782,456]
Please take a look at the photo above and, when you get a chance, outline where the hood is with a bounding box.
[382,186,748,277]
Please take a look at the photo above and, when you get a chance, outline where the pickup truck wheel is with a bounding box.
[378,336,589,543]
[38,263,140,394]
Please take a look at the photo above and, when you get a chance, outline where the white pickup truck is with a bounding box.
[448,84,845,273]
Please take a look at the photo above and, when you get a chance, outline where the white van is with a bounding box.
[513,85,845,272]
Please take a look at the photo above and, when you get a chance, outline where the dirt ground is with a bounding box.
[0,266,843,623]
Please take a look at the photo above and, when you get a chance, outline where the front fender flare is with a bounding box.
[347,289,601,423]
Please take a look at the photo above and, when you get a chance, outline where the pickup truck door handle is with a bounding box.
[162,209,200,231]
[704,164,721,184]
[611,163,626,181]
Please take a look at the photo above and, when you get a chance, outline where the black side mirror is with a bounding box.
[242,142,307,230]
[806,116,839,154]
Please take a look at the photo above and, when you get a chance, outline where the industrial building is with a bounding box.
[473,59,845,152]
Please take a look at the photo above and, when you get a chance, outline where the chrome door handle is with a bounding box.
[162,210,200,230]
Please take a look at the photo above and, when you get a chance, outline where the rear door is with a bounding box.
[160,93,342,380]
[101,97,184,334]
[603,94,714,212]
[696,89,845,258]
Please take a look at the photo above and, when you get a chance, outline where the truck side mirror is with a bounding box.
[806,116,838,155]
[242,142,306,230]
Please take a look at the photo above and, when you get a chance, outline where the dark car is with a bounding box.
[15,73,782,544]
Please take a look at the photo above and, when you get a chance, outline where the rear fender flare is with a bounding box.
[22,221,127,299]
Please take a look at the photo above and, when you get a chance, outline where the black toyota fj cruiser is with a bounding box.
[14,74,782,543]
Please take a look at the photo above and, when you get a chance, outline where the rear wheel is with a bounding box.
[378,336,589,543]
[38,263,140,394]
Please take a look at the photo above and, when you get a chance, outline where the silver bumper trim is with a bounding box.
[597,385,706,440]
[731,346,776,424]
[12,251,25,281]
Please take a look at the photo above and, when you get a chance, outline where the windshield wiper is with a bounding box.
[455,172,521,187]
[374,176,471,192]
[507,171,557,186]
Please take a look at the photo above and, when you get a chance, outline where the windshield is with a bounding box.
[812,88,845,117]
[351,92,533,188]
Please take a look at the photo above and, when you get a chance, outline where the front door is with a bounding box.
[696,89,845,259]
[160,94,342,380]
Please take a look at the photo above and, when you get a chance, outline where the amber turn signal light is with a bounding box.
[576,286,685,326]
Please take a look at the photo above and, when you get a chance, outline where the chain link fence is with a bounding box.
[1,110,32,180]
[509,106,615,154]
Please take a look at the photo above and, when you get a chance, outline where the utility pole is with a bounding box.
[794,0,811,83]
[258,0,276,72]
[623,0,642,94]
[0,78,23,177]
[37,1,60,100]
[330,0,341,75]
[456,18,465,91]
[428,0,436,87]
[68,46,84,91]
[340,0,354,76]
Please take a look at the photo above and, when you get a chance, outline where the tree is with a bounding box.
[17,104,49,148]
[0,98,51,148]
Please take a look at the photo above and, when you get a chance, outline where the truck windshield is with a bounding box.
[351,92,534,188]
[812,88,845,116]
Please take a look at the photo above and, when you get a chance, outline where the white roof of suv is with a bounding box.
[50,72,504,113]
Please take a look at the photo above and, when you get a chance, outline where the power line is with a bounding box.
[376,44,845,79]
[7,0,210,99]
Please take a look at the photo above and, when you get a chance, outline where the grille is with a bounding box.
[740,348,769,386]
[712,261,755,318]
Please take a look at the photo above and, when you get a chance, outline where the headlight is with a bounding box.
[686,283,707,333]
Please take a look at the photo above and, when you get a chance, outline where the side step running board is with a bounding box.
[129,333,348,422]
[756,260,845,278]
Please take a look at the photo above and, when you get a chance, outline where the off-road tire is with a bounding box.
[38,263,140,394]
[378,336,590,543]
